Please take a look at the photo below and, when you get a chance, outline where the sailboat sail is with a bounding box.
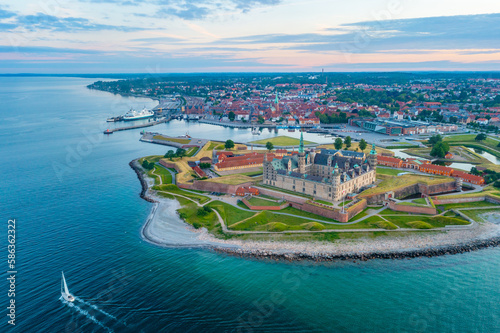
[62,272,70,295]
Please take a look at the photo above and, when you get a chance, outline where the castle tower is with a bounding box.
[332,163,341,200]
[298,131,306,173]
[368,144,377,169]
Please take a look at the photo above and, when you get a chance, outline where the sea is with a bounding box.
[0,77,499,332]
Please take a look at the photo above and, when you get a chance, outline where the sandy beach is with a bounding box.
[132,160,500,260]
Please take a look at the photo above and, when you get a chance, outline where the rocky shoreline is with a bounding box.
[213,236,500,262]
[131,159,500,262]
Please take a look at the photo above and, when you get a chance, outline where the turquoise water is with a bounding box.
[1,77,499,332]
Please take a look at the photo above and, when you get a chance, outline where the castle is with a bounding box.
[263,133,377,202]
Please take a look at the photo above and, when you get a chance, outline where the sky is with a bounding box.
[0,0,500,73]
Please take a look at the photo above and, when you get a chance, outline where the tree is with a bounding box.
[258,115,265,124]
[344,136,352,149]
[266,142,274,152]
[475,133,487,141]
[334,138,343,150]
[142,160,154,170]
[164,150,175,161]
[225,139,235,150]
[359,139,367,152]
[228,111,235,121]
[430,142,450,158]
[428,134,443,145]
[175,148,186,159]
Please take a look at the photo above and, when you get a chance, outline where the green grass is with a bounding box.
[153,135,191,144]
[207,201,255,226]
[371,220,398,230]
[398,202,428,207]
[360,174,454,198]
[314,199,334,206]
[407,221,434,229]
[376,167,404,176]
[177,203,221,233]
[249,136,315,146]
[444,134,500,158]
[207,141,224,150]
[185,146,199,157]
[440,201,498,210]
[204,174,254,185]
[247,197,283,207]
[154,184,211,204]
[150,165,172,184]
[240,169,264,177]
[460,208,500,223]
[413,198,427,204]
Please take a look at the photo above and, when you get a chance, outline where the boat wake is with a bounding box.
[61,297,113,332]
[74,296,118,320]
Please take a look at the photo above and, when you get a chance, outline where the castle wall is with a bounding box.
[363,181,457,205]
[386,200,437,215]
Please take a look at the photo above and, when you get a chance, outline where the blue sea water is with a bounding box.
[0,77,499,332]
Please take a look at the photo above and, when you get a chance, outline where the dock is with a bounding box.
[104,117,170,134]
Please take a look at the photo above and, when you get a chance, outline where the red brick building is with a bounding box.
[419,164,453,176]
[377,155,403,168]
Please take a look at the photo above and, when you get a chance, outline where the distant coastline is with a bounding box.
[130,159,500,261]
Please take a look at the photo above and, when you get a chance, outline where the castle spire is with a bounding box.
[370,143,377,155]
[299,131,304,154]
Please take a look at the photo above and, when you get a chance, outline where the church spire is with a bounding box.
[299,131,304,154]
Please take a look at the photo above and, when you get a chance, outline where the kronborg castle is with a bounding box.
[263,133,378,202]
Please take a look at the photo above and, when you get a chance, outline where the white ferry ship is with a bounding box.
[123,108,154,121]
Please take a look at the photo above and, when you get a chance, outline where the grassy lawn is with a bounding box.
[380,215,470,229]
[413,198,427,204]
[240,169,263,177]
[204,174,254,185]
[153,135,191,144]
[360,174,453,198]
[185,146,199,157]
[207,141,224,150]
[154,184,211,204]
[249,136,315,146]
[376,167,405,176]
[314,199,334,206]
[460,208,500,223]
[149,165,172,184]
[177,202,223,235]
[207,201,255,226]
[444,134,500,158]
[247,197,283,207]
[440,200,498,210]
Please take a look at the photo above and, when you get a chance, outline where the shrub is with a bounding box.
[192,222,202,229]
[197,208,209,216]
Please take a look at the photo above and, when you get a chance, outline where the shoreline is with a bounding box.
[130,159,500,261]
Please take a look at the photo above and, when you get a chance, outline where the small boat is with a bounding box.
[104,129,113,134]
[251,127,260,135]
[61,272,75,302]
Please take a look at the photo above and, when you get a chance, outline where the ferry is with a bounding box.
[123,108,154,121]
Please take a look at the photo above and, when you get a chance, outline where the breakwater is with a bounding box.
[104,117,170,134]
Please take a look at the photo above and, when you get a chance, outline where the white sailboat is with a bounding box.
[61,272,75,302]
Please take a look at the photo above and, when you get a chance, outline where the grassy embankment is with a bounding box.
[250,136,315,146]
[359,173,454,199]
[317,142,394,156]
[460,208,500,223]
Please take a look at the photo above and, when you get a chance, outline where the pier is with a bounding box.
[104,117,170,134]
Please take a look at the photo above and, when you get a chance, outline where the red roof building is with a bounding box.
[419,164,453,176]
[451,170,485,185]
[377,155,403,168]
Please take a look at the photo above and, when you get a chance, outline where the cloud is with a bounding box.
[0,45,102,54]
[216,13,500,54]
[0,7,16,19]
[153,0,281,20]
[14,13,141,32]
[130,36,185,43]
